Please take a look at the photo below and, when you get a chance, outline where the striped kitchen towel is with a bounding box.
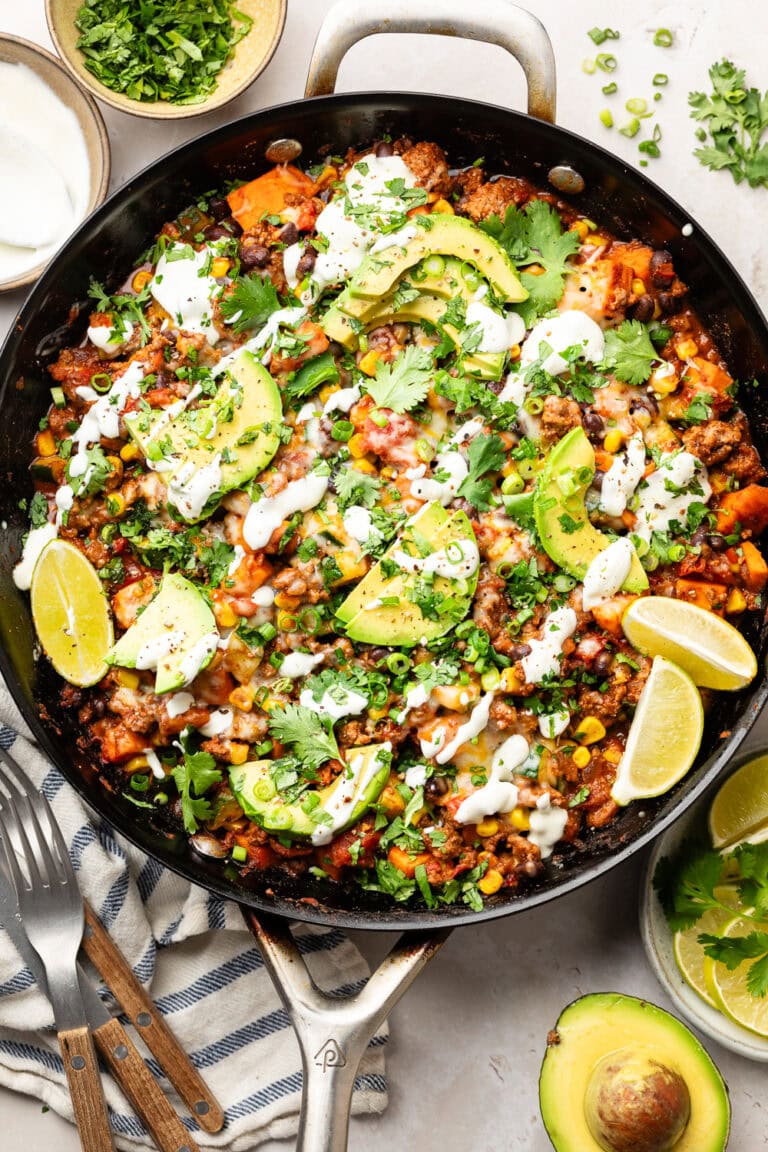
[0,686,387,1150]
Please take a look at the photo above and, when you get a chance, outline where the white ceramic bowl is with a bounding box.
[641,759,768,1062]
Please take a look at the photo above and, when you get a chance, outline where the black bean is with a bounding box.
[425,776,450,799]
[631,392,659,417]
[690,527,709,548]
[657,291,682,316]
[375,141,394,157]
[506,642,532,661]
[208,196,231,221]
[707,533,729,552]
[630,293,655,323]
[582,410,604,437]
[591,472,604,490]
[278,222,299,246]
[593,650,613,675]
[91,696,106,719]
[202,223,233,243]
[486,378,504,395]
[240,244,269,270]
[650,249,675,289]
[296,246,317,276]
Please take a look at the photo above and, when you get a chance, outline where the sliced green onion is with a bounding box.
[50,386,66,408]
[625,97,649,116]
[669,544,686,562]
[130,774,150,792]
[232,844,247,863]
[331,419,354,441]
[588,27,619,45]
[582,58,597,75]
[654,92,662,102]
[369,409,388,428]
[154,791,169,806]
[258,622,277,643]
[653,28,673,47]
[638,141,661,159]
[695,127,707,142]
[524,395,545,415]
[481,668,501,692]
[298,607,321,634]
[596,54,618,72]
[619,118,641,138]
[386,652,412,675]
[553,573,576,593]
[422,255,445,276]
[602,81,618,95]
[89,372,112,393]
[501,471,524,495]
[599,108,614,128]
[653,73,669,86]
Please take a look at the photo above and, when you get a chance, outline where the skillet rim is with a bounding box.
[1,89,767,931]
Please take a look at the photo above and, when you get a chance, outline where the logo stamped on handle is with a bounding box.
[314,1038,346,1072]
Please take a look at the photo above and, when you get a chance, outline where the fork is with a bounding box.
[0,756,114,1151]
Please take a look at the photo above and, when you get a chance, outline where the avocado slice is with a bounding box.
[533,428,648,591]
[539,993,730,1152]
[335,256,469,322]
[340,506,480,647]
[229,742,391,841]
[106,573,217,694]
[125,350,282,523]
[346,214,527,303]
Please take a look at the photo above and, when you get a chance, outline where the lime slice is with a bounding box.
[30,539,113,688]
[610,655,704,805]
[673,886,741,1008]
[710,915,768,1037]
[708,754,768,849]
[622,596,757,691]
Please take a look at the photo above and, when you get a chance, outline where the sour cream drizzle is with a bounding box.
[299,685,369,721]
[310,742,393,847]
[600,434,646,517]
[393,538,480,580]
[634,451,711,540]
[243,473,329,551]
[528,794,568,859]
[581,537,636,611]
[521,607,578,684]
[150,244,220,344]
[455,733,528,824]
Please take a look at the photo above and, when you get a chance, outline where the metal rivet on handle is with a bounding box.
[178,1146,192,1152]
[71,1055,86,1070]
[193,1101,210,1116]
[136,1012,152,1027]
[84,925,94,939]
[265,138,302,164]
[113,1044,129,1061]
[548,165,586,195]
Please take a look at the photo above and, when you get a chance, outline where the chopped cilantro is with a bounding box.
[219,274,280,334]
[456,432,506,510]
[602,320,659,385]
[364,345,434,414]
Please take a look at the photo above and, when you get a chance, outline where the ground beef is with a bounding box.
[459,176,529,222]
[540,396,583,444]
[682,419,743,466]
[272,559,327,603]
[472,569,508,642]
[576,684,627,726]
[49,346,105,396]
[400,141,452,195]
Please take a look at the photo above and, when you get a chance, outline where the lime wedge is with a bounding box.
[673,886,741,1008]
[622,596,757,691]
[610,655,703,805]
[30,539,113,688]
[708,754,768,850]
[710,915,768,1037]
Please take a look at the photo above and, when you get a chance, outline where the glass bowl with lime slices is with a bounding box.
[642,749,768,1060]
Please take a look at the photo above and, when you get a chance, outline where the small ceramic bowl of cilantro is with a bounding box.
[641,750,768,1062]
[46,0,286,119]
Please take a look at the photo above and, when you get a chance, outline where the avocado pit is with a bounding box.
[584,1049,691,1152]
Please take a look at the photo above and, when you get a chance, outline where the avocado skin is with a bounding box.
[229,744,390,838]
[346,214,527,303]
[533,427,648,592]
[125,350,282,523]
[105,572,216,694]
[538,992,730,1152]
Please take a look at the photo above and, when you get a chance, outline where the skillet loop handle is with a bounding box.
[245,911,450,1152]
[304,0,556,123]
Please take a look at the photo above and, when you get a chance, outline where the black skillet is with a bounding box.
[1,3,767,1146]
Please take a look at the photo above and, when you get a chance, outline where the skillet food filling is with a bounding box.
[17,139,768,908]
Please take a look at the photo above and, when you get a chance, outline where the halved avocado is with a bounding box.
[533,428,648,591]
[229,743,391,839]
[105,572,217,694]
[539,993,730,1152]
[125,349,282,523]
[340,506,479,647]
[346,215,527,303]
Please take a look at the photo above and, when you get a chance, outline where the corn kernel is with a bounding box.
[573,746,591,769]
[214,600,237,629]
[726,588,747,614]
[358,349,381,376]
[603,429,624,454]
[132,269,153,292]
[509,806,530,831]
[277,609,297,632]
[381,466,396,479]
[604,747,623,765]
[500,667,524,694]
[37,430,56,457]
[348,433,368,459]
[333,549,369,584]
[675,338,699,360]
[526,263,545,276]
[106,492,126,517]
[478,869,504,896]
[379,781,406,818]
[574,716,606,745]
[631,277,646,296]
[319,384,340,404]
[125,755,149,773]
[229,742,249,765]
[570,220,590,242]
[367,704,390,721]
[476,819,499,838]
[120,442,142,462]
[229,685,255,712]
[588,234,609,248]
[650,366,679,396]
[210,257,230,279]
[508,343,521,361]
[432,198,454,215]
[433,682,480,711]
[274,591,301,611]
[353,458,376,474]
[634,408,652,430]
[115,668,140,690]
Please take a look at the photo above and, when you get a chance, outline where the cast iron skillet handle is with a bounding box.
[245,911,450,1152]
[304,0,556,123]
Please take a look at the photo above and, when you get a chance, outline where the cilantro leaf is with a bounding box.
[700,931,768,997]
[284,350,340,407]
[735,841,768,919]
[220,274,280,334]
[87,277,152,345]
[364,345,434,414]
[28,491,49,529]
[334,469,381,512]
[689,59,768,189]
[67,445,114,499]
[602,320,659,385]
[653,840,724,931]
[412,658,460,694]
[680,392,714,426]
[171,743,222,834]
[456,432,506,510]
[268,703,340,773]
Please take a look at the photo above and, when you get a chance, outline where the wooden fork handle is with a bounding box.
[59,1024,115,1152]
[82,902,224,1133]
[93,1017,200,1152]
